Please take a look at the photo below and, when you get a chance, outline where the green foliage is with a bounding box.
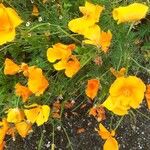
[0,0,149,119]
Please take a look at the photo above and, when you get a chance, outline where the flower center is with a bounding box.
[122,88,131,97]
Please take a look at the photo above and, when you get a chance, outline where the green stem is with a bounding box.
[71,98,87,112]
[28,23,51,32]
[62,125,73,150]
[58,26,82,44]
[114,116,124,131]
[127,23,134,35]
[109,115,114,130]
[131,58,150,73]
[38,131,44,150]
[0,43,16,52]
[27,23,82,44]
[51,121,55,150]
[135,109,150,120]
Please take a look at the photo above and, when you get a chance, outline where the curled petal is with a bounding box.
[85,79,99,100]
[15,121,32,138]
[4,58,20,75]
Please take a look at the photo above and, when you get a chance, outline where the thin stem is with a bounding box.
[135,109,150,120]
[15,97,20,107]
[110,115,114,130]
[131,58,150,73]
[27,23,82,44]
[37,131,44,150]
[0,43,16,52]
[62,125,73,150]
[71,98,87,112]
[51,121,55,150]
[127,23,134,35]
[114,116,124,131]
[58,26,82,44]
[28,23,51,32]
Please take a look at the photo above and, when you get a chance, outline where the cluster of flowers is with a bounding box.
[0,58,50,149]
[79,2,148,150]
[0,1,149,150]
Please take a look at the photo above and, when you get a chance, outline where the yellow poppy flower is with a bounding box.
[112,3,149,24]
[15,121,32,138]
[0,3,23,45]
[83,25,101,45]
[7,108,24,123]
[47,43,75,63]
[83,26,112,52]
[79,1,104,23]
[27,66,49,96]
[103,76,146,116]
[24,104,50,126]
[4,58,20,75]
[15,83,32,102]
[68,17,92,35]
[98,124,119,150]
[68,1,104,35]
[85,79,99,100]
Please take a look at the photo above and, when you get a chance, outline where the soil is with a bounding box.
[5,98,150,150]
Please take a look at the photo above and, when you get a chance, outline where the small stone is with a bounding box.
[59,15,63,20]
[57,126,61,131]
[26,22,31,27]
[43,130,46,133]
[38,17,43,22]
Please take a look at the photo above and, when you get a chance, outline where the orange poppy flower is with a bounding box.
[15,83,32,102]
[83,27,112,53]
[110,67,126,78]
[7,108,24,123]
[15,121,32,138]
[4,58,20,75]
[27,66,49,96]
[145,84,150,109]
[47,43,80,78]
[0,3,23,45]
[98,124,119,150]
[85,79,100,100]
[24,104,50,126]
[103,76,146,115]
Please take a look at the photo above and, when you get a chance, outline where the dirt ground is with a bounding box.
[6,97,150,150]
